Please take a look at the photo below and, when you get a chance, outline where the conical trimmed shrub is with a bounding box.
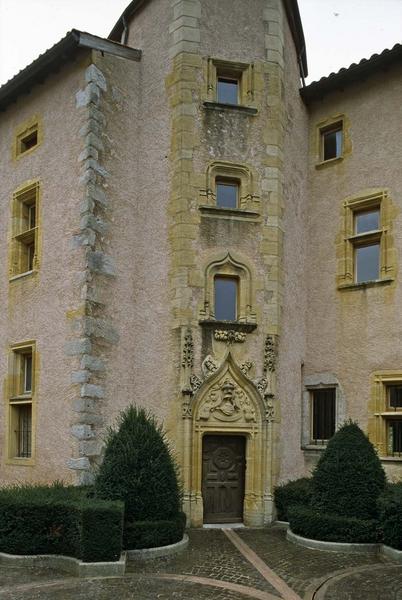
[312,421,386,520]
[95,406,181,522]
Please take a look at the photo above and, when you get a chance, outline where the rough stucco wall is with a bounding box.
[277,14,309,483]
[200,0,266,61]
[0,58,88,484]
[306,66,402,479]
[103,0,175,431]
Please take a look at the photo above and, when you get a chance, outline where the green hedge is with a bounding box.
[274,478,312,521]
[378,482,402,550]
[288,505,381,544]
[124,512,186,550]
[0,484,123,562]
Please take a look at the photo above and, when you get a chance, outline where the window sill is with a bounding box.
[199,205,260,221]
[302,444,327,452]
[315,155,344,169]
[380,456,402,463]
[5,457,34,466]
[338,277,394,291]
[9,270,36,282]
[203,101,258,115]
[199,319,257,333]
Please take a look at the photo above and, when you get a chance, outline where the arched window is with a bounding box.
[200,253,256,326]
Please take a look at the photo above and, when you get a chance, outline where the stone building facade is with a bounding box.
[0,0,401,526]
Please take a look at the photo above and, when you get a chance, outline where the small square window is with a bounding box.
[214,276,238,321]
[355,243,380,283]
[217,77,239,105]
[311,388,336,443]
[16,123,39,158]
[321,124,343,161]
[216,179,238,209]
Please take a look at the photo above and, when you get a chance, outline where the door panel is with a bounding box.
[202,435,245,523]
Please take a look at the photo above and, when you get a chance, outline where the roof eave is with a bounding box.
[0,30,141,113]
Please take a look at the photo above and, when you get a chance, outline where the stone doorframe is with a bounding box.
[181,352,273,527]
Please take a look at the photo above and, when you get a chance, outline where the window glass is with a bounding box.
[311,388,335,442]
[16,404,32,458]
[216,181,238,209]
[355,243,380,283]
[323,127,342,161]
[388,385,402,409]
[217,78,238,105]
[23,354,33,393]
[355,210,380,234]
[388,420,402,456]
[28,204,36,229]
[214,277,237,321]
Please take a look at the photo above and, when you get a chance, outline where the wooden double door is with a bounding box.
[202,435,246,523]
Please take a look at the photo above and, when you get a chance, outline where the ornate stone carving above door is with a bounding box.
[197,377,256,423]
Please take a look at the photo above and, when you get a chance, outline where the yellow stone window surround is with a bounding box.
[199,253,256,325]
[5,341,37,466]
[314,113,351,168]
[337,189,396,289]
[13,115,42,160]
[9,180,41,280]
[199,161,260,214]
[204,58,256,108]
[368,371,402,460]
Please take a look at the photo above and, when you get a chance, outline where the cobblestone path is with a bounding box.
[1,527,402,599]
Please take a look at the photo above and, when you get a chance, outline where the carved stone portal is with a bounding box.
[197,377,256,423]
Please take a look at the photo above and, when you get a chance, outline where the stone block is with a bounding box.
[80,214,108,235]
[86,184,108,207]
[81,383,104,399]
[71,424,94,440]
[88,105,106,125]
[73,398,98,413]
[85,132,104,152]
[67,457,90,470]
[80,354,106,371]
[83,159,109,178]
[173,0,201,20]
[78,146,99,162]
[79,440,103,457]
[82,316,119,344]
[86,251,116,277]
[85,64,107,92]
[71,370,91,384]
[65,338,92,356]
[71,230,96,248]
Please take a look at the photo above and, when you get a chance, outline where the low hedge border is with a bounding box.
[288,505,381,544]
[378,482,402,551]
[124,512,186,550]
[0,484,123,563]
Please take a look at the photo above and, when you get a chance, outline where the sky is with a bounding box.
[0,0,402,86]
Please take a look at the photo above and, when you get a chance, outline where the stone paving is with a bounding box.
[1,526,402,599]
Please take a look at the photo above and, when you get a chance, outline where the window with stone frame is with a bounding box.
[14,117,41,159]
[199,161,260,215]
[302,374,345,450]
[205,58,255,108]
[369,373,402,458]
[199,253,256,326]
[7,342,36,462]
[320,121,343,161]
[10,181,39,279]
[337,190,395,289]
[310,388,336,444]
